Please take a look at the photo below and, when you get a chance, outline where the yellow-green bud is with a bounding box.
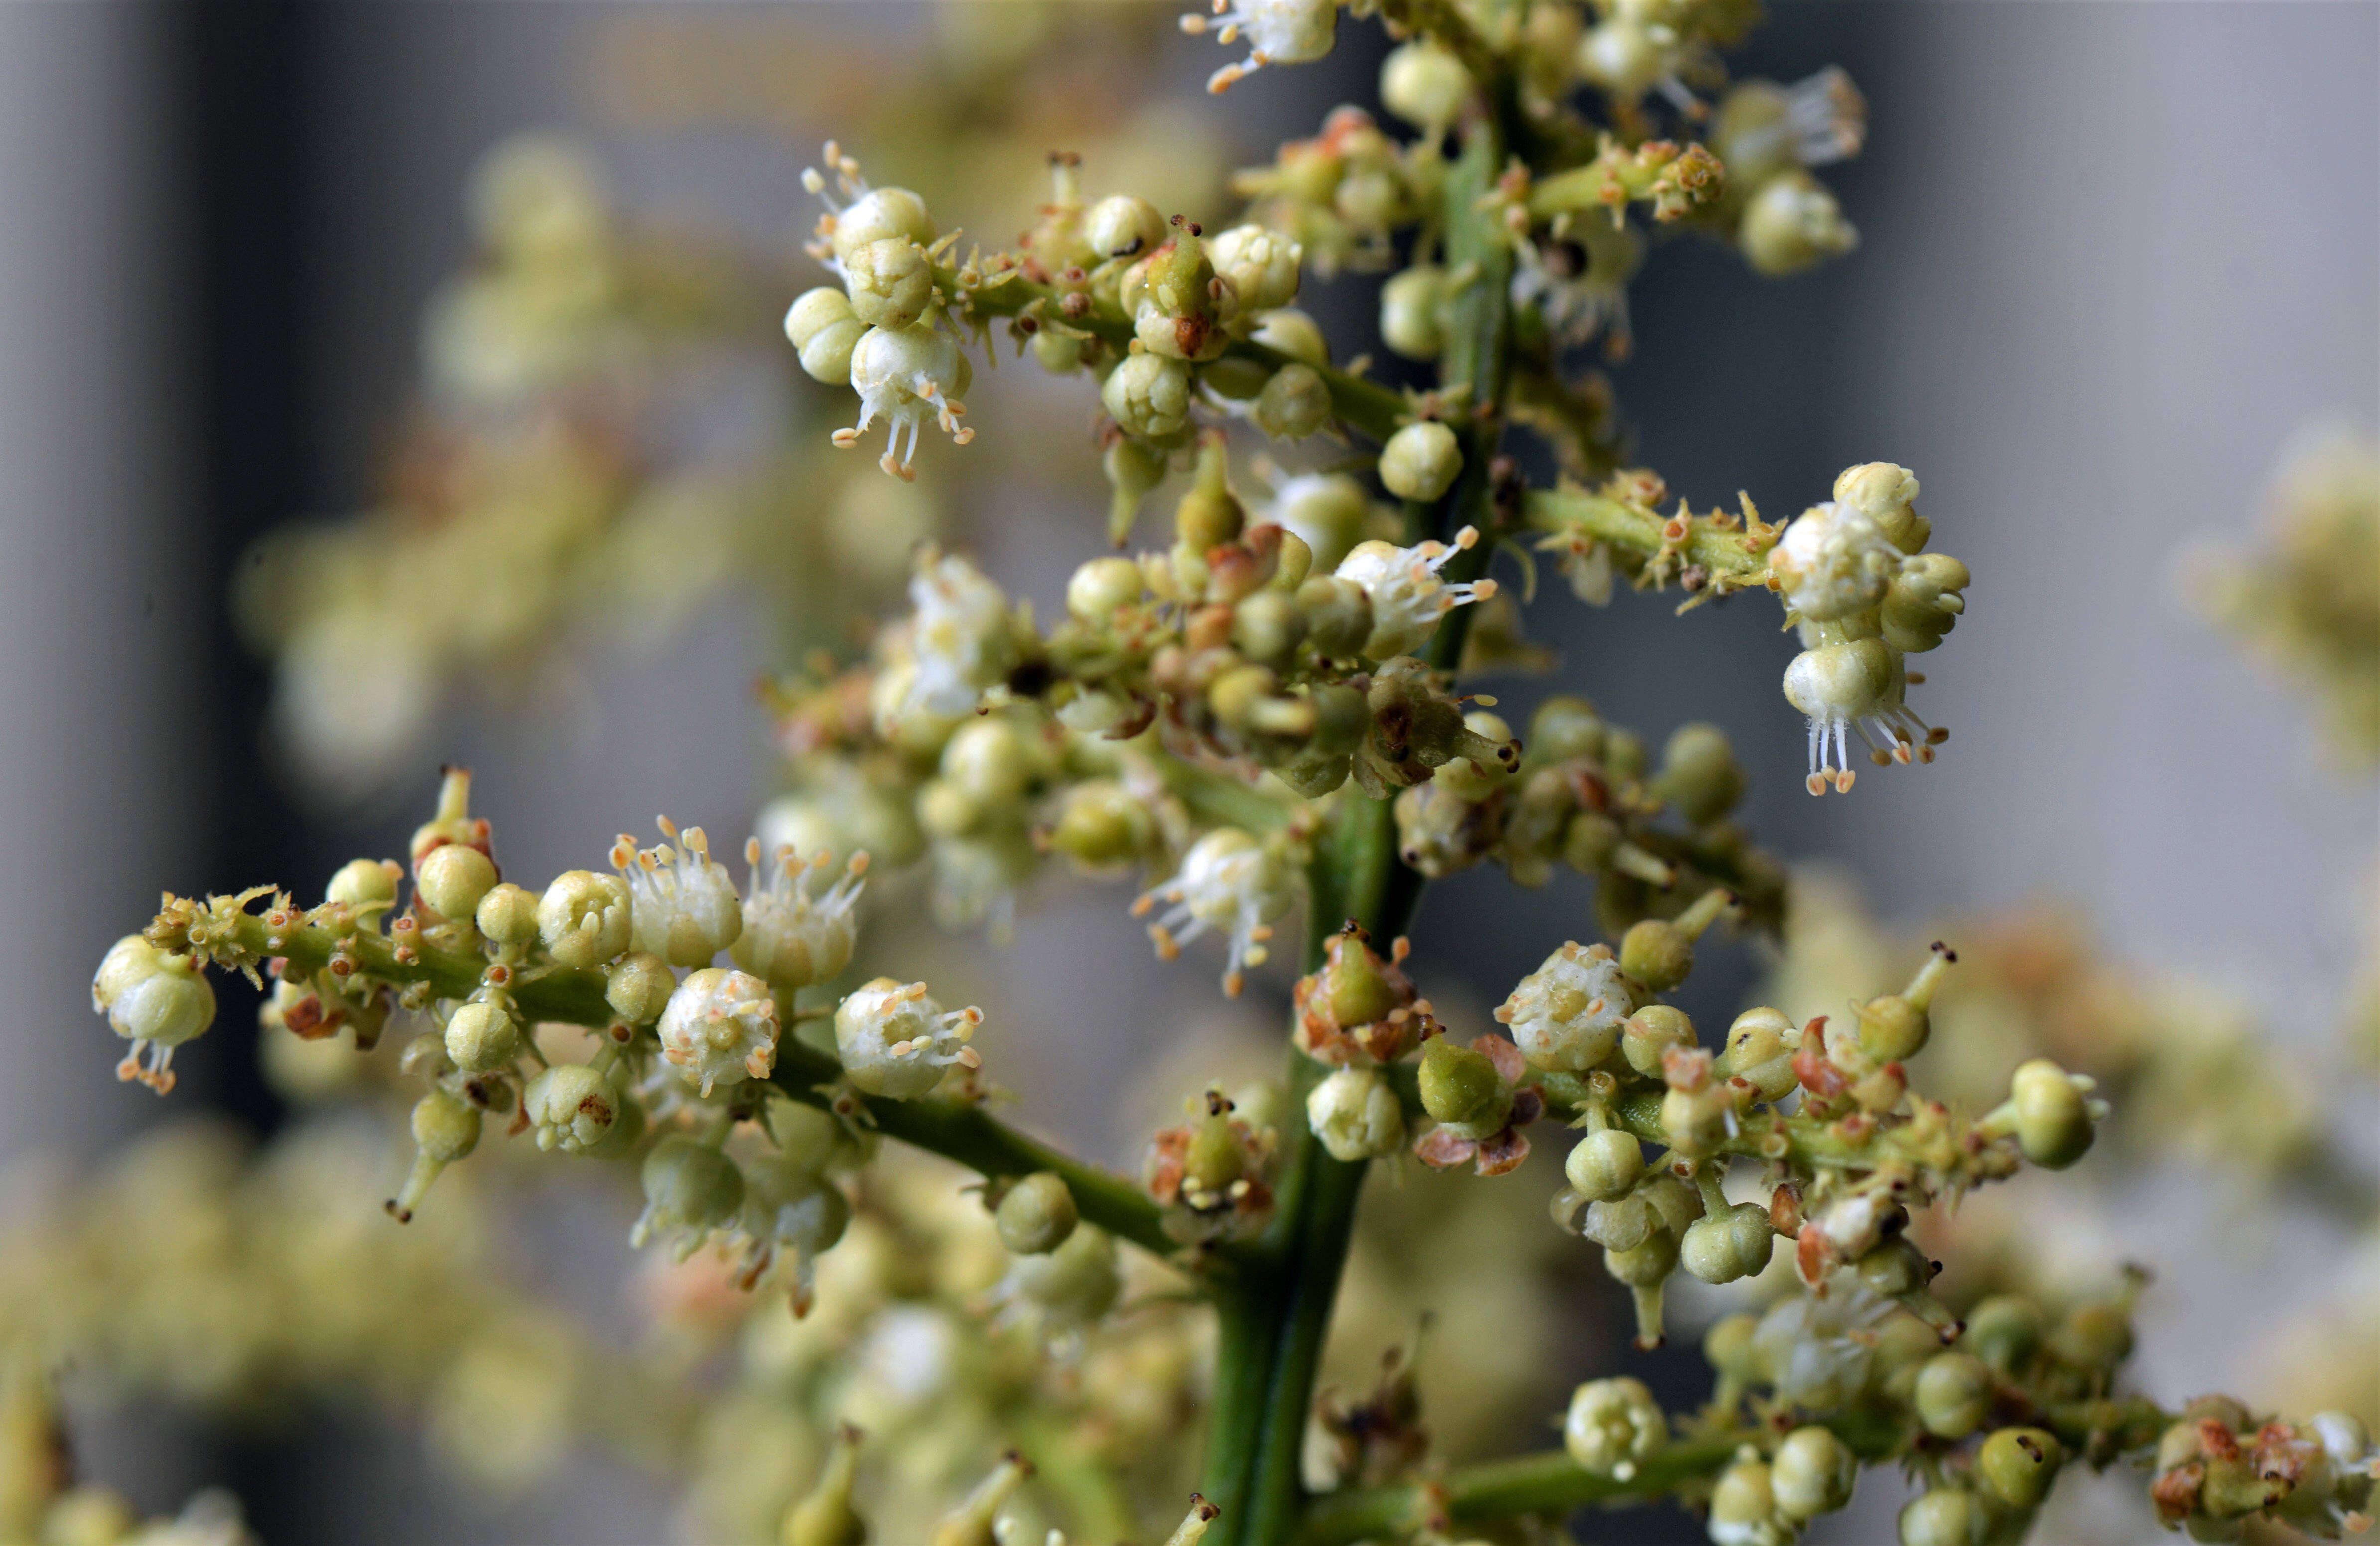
[633,1135,745,1255]
[388,1086,483,1222]
[1961,1295,2045,1375]
[1620,919,1693,991]
[1380,40,1471,132]
[995,1172,1079,1255]
[1103,351,1192,440]
[1741,169,1858,276]
[326,856,401,910]
[1680,1202,1774,1285]
[1296,575,1374,657]
[1898,1490,1983,1546]
[1231,588,1306,667]
[2007,1058,2097,1169]
[416,842,498,922]
[1772,1425,1857,1520]
[1417,1037,1510,1133]
[1652,722,1744,825]
[1175,436,1245,552]
[1709,1458,1778,1540]
[1253,362,1331,440]
[523,1062,621,1154]
[1379,265,1447,360]
[781,1425,868,1546]
[470,882,537,946]
[1069,555,1146,620]
[1085,194,1165,260]
[844,237,934,329]
[605,951,676,1025]
[444,997,521,1074]
[2049,1298,2133,1373]
[1104,435,1166,544]
[1306,1066,1406,1161]
[1251,307,1327,365]
[1976,1427,2062,1511]
[1529,695,1605,763]
[1914,1352,1993,1439]
[1379,420,1462,502]
[786,287,866,385]
[1705,1312,1760,1384]
[1050,780,1156,874]
[1856,944,1952,1063]
[539,869,633,968]
[1565,1129,1644,1202]
[1621,1003,1696,1077]
[1562,1376,1666,1478]
[1719,1007,1799,1102]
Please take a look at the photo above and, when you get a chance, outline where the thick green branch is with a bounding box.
[177,906,1177,1259]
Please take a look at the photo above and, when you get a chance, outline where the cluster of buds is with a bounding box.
[2151,1403,2378,1542]
[1230,107,1433,276]
[1772,462,1971,794]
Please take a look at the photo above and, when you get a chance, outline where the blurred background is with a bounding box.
[1,1,2372,1542]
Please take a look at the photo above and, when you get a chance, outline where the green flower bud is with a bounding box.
[2048,1297,2134,1374]
[1562,1129,1643,1202]
[523,1062,621,1154]
[1620,889,1734,992]
[388,1087,483,1222]
[942,718,1034,809]
[1208,664,1280,730]
[1719,1007,1800,1102]
[1418,1037,1511,1133]
[605,951,676,1026]
[1296,575,1374,657]
[1708,1457,1779,1543]
[326,856,401,911]
[1562,1376,1666,1478]
[1705,1312,1761,1382]
[781,1424,867,1546]
[93,938,216,1092]
[1068,555,1146,620]
[1604,1226,1678,1348]
[473,882,539,946]
[1104,435,1167,544]
[1306,1066,1405,1161]
[633,1136,745,1258]
[1201,354,1271,401]
[1050,780,1157,875]
[1961,1295,2045,1375]
[1103,352,1192,440]
[1379,266,1447,360]
[1231,589,1306,667]
[1174,436,1245,554]
[1603,726,1649,781]
[845,238,934,329]
[538,869,633,969]
[444,997,522,1074]
[828,184,934,269]
[1529,695,1606,764]
[743,1157,852,1266]
[1269,471,1368,573]
[1772,1425,1857,1520]
[1031,327,1083,374]
[1380,40,1471,133]
[1208,223,1301,315]
[786,287,866,385]
[1883,553,1970,654]
[1653,722,1744,825]
[1976,1427,2063,1511]
[1855,944,1952,1064]
[1898,1489,1984,1546]
[1856,1235,1934,1298]
[2007,1058,2098,1169]
[416,841,498,922]
[1914,1352,1992,1439]
[1622,1003,1697,1077]
[1005,1223,1120,1326]
[1680,1202,1776,1285]
[995,1172,1079,1255]
[1380,421,1462,502]
[1251,307,1327,365]
[1253,363,1331,440]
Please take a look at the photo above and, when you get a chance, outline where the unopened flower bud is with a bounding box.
[844,237,933,329]
[1681,1202,1775,1285]
[1914,1352,1992,1439]
[2002,1058,2099,1169]
[1069,555,1146,619]
[1565,1129,1645,1202]
[1232,588,1306,667]
[1051,780,1158,875]
[605,951,675,1025]
[473,883,539,947]
[523,1061,621,1154]
[1251,307,1327,365]
[781,1424,868,1546]
[95,937,215,1093]
[1086,194,1165,261]
[1380,40,1471,133]
[1254,362,1330,440]
[1707,1457,1781,1546]
[1855,943,1953,1064]
[1620,888,1734,992]
[1270,471,1370,573]
[1379,265,1447,360]
[632,1135,744,1258]
[539,869,633,969]
[1297,575,1375,657]
[787,287,867,385]
[1306,1066,1406,1161]
[1882,553,1970,654]
[388,1087,482,1222]
[995,1172,1080,1255]
[1961,1295,2045,1375]
[1622,1003,1697,1077]
[1379,421,1462,502]
[1773,1425,1857,1520]
[1741,170,1857,277]
[444,996,521,1074]
[416,841,498,922]
[1719,1007,1799,1102]
[1104,351,1193,440]
[828,184,934,269]
[327,857,402,912]
[1898,1489,1983,1546]
[1654,722,1745,826]
[1006,1224,1121,1326]
[1976,1427,2062,1511]
[1563,1376,1667,1478]
[1208,223,1301,316]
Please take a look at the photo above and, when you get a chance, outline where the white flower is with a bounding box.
[658,966,780,1096]
[611,817,744,966]
[1751,1280,1896,1409]
[833,323,973,481]
[800,140,937,276]
[1134,827,1298,997]
[897,549,1017,721]
[93,936,215,1094]
[1770,500,1897,621]
[1495,941,1634,1072]
[1563,1376,1667,1479]
[834,977,983,1098]
[1334,526,1499,660]
[1181,0,1339,93]
[731,839,867,993]
[1782,637,1942,795]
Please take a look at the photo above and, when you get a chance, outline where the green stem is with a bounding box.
[1523,487,1774,594]
[1206,102,1518,1546]
[941,265,1409,444]
[174,905,1177,1259]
